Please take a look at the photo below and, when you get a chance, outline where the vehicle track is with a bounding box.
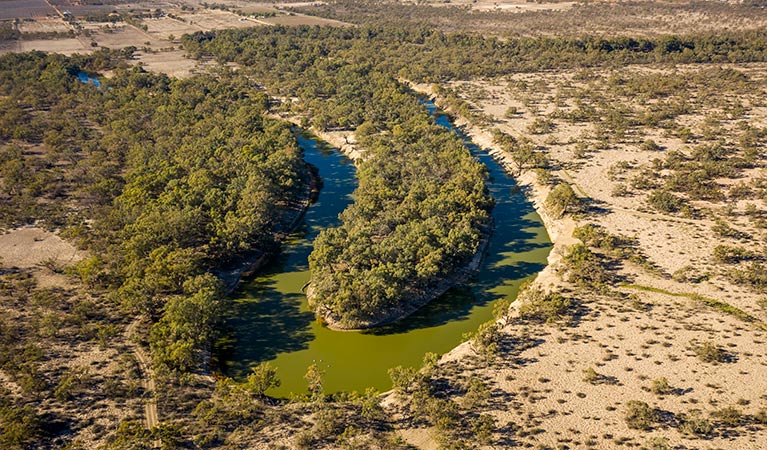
[124,319,160,436]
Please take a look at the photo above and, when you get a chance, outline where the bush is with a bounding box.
[679,411,713,436]
[712,219,750,240]
[562,244,611,287]
[650,377,673,396]
[694,341,728,363]
[545,183,581,218]
[712,245,757,264]
[672,265,708,283]
[647,190,686,213]
[527,117,554,134]
[518,286,573,324]
[710,406,743,427]
[244,362,280,397]
[641,139,662,152]
[611,183,629,197]
[624,400,658,430]
[582,367,601,385]
[728,262,767,291]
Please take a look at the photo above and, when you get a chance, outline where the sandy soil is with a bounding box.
[0,226,84,288]
[0,227,83,269]
[2,37,90,55]
[395,67,767,448]
[17,17,72,33]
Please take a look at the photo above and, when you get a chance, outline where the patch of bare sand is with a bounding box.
[12,38,90,55]
[133,49,208,78]
[0,227,83,269]
[0,227,84,287]
[396,69,767,447]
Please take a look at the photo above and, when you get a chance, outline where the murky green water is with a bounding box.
[219,105,551,397]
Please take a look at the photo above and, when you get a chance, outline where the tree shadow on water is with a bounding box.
[365,148,553,336]
[218,281,314,379]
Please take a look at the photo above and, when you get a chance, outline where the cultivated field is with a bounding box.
[0,0,54,19]
[16,17,71,33]
[0,0,350,75]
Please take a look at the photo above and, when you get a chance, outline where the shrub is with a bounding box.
[562,244,611,287]
[641,139,662,152]
[518,285,573,324]
[313,407,345,439]
[463,378,491,409]
[710,406,743,427]
[527,117,554,134]
[647,190,686,213]
[672,265,708,283]
[545,183,581,218]
[582,367,601,385]
[535,168,553,185]
[712,219,750,240]
[712,245,757,264]
[624,400,658,430]
[650,377,673,396]
[388,366,419,395]
[611,183,629,197]
[694,341,728,363]
[643,437,671,450]
[244,362,280,397]
[679,411,713,436]
[728,262,767,291]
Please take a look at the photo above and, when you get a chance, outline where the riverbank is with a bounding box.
[407,81,578,317]
[308,223,494,331]
[266,113,365,161]
[218,161,320,294]
[392,73,767,449]
[272,112,500,332]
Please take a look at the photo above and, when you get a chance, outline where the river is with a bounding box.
[220,102,552,397]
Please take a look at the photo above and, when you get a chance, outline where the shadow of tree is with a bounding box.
[367,140,552,336]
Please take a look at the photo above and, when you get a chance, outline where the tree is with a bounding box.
[244,362,281,397]
[304,363,324,401]
[545,182,581,218]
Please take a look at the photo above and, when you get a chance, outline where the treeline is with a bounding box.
[309,96,492,327]
[291,0,767,37]
[183,27,493,328]
[179,23,767,327]
[183,25,767,86]
[0,51,306,373]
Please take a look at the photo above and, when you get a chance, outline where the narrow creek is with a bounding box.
[219,102,552,397]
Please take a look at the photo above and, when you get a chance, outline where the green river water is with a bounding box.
[219,103,552,397]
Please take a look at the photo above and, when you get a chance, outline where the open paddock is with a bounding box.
[174,9,262,31]
[86,23,164,48]
[17,17,71,33]
[260,12,349,26]
[141,16,203,40]
[2,37,89,54]
[0,0,54,19]
[131,48,204,78]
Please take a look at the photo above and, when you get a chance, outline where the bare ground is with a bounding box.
[395,65,767,448]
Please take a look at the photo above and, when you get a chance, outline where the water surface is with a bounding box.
[221,107,551,396]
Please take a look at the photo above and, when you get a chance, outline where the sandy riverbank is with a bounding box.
[391,71,767,449]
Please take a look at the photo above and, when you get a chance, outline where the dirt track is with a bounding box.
[124,319,159,432]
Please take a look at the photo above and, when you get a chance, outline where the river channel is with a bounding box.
[220,102,552,397]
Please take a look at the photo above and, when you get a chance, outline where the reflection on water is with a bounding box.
[220,108,552,397]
